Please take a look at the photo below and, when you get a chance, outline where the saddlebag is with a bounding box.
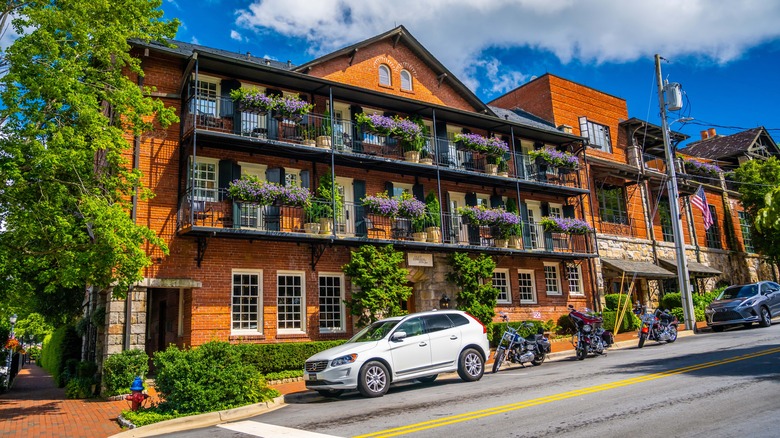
[601,331,614,346]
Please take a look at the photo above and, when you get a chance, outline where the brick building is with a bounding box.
[491,74,778,308]
[95,27,600,363]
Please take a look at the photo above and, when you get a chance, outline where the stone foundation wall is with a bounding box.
[100,287,147,360]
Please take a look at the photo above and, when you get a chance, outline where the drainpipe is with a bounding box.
[582,145,602,312]
[328,87,336,237]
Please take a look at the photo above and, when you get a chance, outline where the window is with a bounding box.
[396,317,425,337]
[544,262,562,295]
[319,274,345,333]
[190,157,218,201]
[232,271,262,333]
[738,211,754,253]
[378,64,391,86]
[277,272,305,333]
[285,168,302,188]
[658,198,674,242]
[704,205,722,249]
[579,117,612,152]
[549,203,563,218]
[390,182,413,198]
[566,264,584,296]
[597,186,628,225]
[518,269,537,303]
[493,269,511,304]
[400,70,412,91]
[423,314,453,333]
[194,75,219,116]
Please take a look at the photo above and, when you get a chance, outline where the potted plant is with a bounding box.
[355,112,395,137]
[362,192,400,217]
[314,172,342,234]
[398,192,427,241]
[425,191,442,243]
[273,94,314,122]
[506,199,523,248]
[419,148,433,165]
[497,158,509,177]
[529,146,578,169]
[301,124,317,146]
[678,154,722,176]
[539,216,593,235]
[316,110,332,148]
[454,132,490,153]
[394,116,424,162]
[492,209,521,248]
[230,88,276,115]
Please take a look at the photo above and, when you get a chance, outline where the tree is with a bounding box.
[446,253,499,328]
[342,245,412,328]
[13,313,53,345]
[730,157,780,263]
[0,1,179,313]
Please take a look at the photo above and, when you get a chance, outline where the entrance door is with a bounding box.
[448,192,469,244]
[526,201,543,250]
[335,176,355,236]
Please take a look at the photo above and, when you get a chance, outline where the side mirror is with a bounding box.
[390,331,407,342]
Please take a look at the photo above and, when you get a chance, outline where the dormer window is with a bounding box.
[378,64,391,86]
[400,70,412,91]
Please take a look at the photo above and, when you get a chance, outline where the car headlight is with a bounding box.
[582,324,592,333]
[330,354,357,367]
[739,298,758,308]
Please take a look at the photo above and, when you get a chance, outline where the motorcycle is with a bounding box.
[567,304,614,360]
[492,313,551,373]
[636,306,679,348]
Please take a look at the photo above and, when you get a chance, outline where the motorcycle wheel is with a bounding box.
[531,353,546,366]
[575,345,587,360]
[638,333,646,348]
[666,326,678,343]
[492,349,505,373]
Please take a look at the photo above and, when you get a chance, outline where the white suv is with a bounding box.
[304,310,489,397]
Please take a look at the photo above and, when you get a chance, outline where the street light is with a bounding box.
[4,314,17,387]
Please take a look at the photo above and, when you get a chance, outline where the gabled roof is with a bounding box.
[134,39,294,71]
[294,26,491,114]
[683,127,775,160]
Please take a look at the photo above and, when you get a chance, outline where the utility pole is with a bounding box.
[655,54,697,332]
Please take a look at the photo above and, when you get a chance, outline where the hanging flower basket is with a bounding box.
[228,175,310,207]
[231,89,276,115]
[678,154,722,176]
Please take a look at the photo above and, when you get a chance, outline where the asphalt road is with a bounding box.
[169,323,780,438]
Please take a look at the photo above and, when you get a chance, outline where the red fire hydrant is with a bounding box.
[126,376,149,411]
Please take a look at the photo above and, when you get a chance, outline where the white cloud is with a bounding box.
[166,0,181,10]
[190,36,199,45]
[234,0,780,94]
[230,29,244,42]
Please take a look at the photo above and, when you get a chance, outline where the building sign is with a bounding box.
[408,253,433,267]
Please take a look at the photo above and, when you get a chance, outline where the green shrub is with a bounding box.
[122,409,180,427]
[603,294,635,312]
[264,370,304,381]
[65,377,94,399]
[40,325,81,386]
[660,293,682,310]
[557,314,575,335]
[27,345,41,361]
[489,319,556,347]
[669,307,685,323]
[153,341,279,414]
[233,340,346,374]
[601,311,640,333]
[103,349,149,396]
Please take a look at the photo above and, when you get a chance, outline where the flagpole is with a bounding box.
[655,54,697,333]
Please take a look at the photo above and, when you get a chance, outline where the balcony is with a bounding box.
[177,189,595,257]
[182,95,583,191]
[598,217,641,238]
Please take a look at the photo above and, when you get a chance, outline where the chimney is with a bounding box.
[708,128,717,138]
[246,51,251,60]
[265,59,271,66]
[558,124,573,134]
[287,60,292,68]
[700,130,709,140]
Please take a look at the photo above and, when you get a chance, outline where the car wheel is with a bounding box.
[759,307,772,328]
[712,325,724,333]
[316,389,344,398]
[666,325,677,343]
[417,374,438,384]
[358,361,389,398]
[457,348,484,382]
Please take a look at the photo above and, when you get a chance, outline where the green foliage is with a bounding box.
[447,253,498,331]
[64,361,98,399]
[557,313,576,335]
[121,409,179,427]
[489,319,556,347]
[153,342,279,414]
[39,325,82,386]
[13,313,53,345]
[660,293,682,310]
[601,311,640,333]
[103,349,150,397]
[0,1,178,312]
[233,340,346,374]
[425,191,441,228]
[603,294,635,312]
[264,370,304,381]
[731,157,780,263]
[311,171,343,220]
[342,245,412,327]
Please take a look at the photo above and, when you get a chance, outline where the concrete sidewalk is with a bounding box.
[0,325,704,438]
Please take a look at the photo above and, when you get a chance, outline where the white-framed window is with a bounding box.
[400,70,412,91]
[391,182,413,198]
[476,194,491,207]
[493,269,511,304]
[277,271,306,334]
[190,156,219,201]
[579,116,612,153]
[285,168,302,187]
[194,74,220,116]
[544,262,562,296]
[231,270,262,334]
[566,263,584,296]
[237,163,268,229]
[517,269,537,304]
[319,273,345,333]
[549,203,563,218]
[378,64,391,86]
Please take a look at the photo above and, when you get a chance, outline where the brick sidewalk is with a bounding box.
[0,364,127,438]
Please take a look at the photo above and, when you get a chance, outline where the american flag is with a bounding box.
[691,185,713,230]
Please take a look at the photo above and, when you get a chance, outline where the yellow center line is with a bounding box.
[354,346,780,438]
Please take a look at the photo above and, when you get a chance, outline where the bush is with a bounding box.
[601,311,640,333]
[557,314,576,335]
[103,349,149,396]
[233,340,346,374]
[40,325,81,386]
[603,294,635,312]
[660,293,682,310]
[669,307,685,323]
[122,409,179,427]
[264,370,304,381]
[153,341,279,414]
[489,319,556,347]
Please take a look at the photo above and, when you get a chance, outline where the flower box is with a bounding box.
[529,146,579,169]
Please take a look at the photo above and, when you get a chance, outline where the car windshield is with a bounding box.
[348,320,400,343]
[718,284,758,300]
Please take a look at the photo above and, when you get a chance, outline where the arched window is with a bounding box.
[400,70,412,91]
[378,64,391,86]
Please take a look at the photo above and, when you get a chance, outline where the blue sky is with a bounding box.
[161,0,780,147]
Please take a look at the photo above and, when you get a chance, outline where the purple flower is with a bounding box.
[362,193,400,217]
[540,216,593,234]
[454,133,489,152]
[398,197,426,219]
[681,156,722,175]
[276,94,313,115]
[529,147,579,168]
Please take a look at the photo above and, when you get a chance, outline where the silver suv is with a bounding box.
[304,310,489,398]
[705,281,780,332]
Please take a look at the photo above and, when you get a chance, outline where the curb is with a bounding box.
[108,396,286,438]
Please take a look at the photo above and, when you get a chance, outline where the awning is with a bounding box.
[658,259,722,278]
[601,258,677,279]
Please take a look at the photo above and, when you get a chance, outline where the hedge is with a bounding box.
[39,325,82,387]
[233,340,347,374]
[603,294,636,312]
[556,310,639,335]
[103,349,149,396]
[660,293,682,310]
